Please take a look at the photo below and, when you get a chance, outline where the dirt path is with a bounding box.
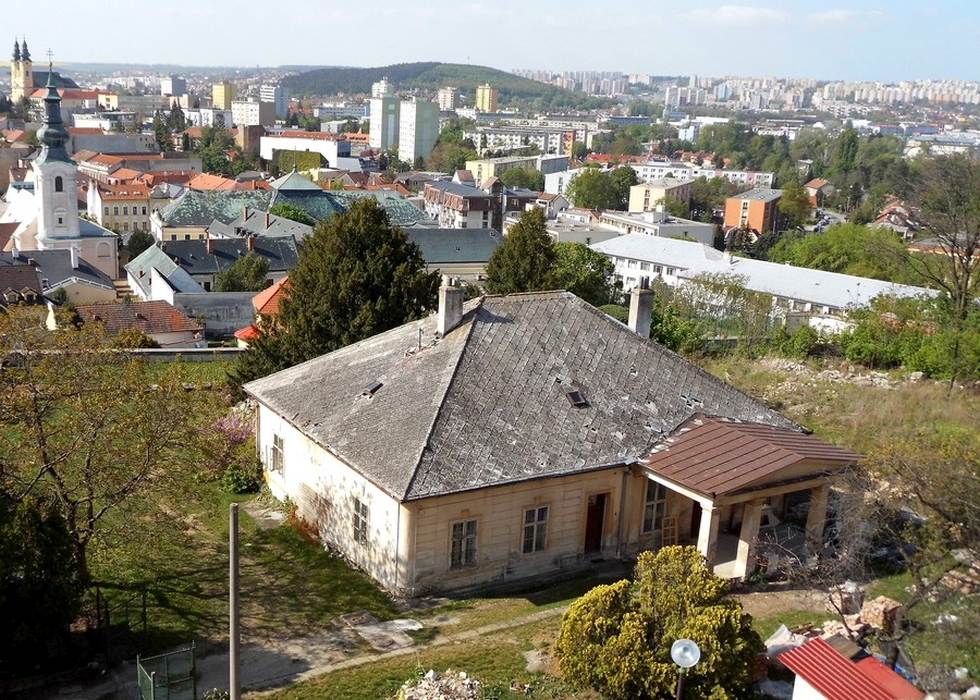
[733,586,826,617]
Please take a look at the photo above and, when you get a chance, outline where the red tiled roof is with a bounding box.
[252,276,289,316]
[75,300,202,335]
[641,416,862,497]
[805,178,831,190]
[780,638,919,700]
[187,172,240,191]
[69,127,104,136]
[108,168,145,182]
[0,222,19,251]
[234,324,260,341]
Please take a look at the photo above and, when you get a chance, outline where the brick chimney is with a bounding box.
[242,206,249,222]
[628,277,652,338]
[264,211,270,229]
[206,236,216,254]
[437,275,464,336]
[246,235,255,252]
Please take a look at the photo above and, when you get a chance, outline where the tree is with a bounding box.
[152,110,172,152]
[831,126,859,178]
[549,242,617,306]
[499,167,544,192]
[110,327,161,349]
[484,208,556,294]
[557,546,763,700]
[126,228,155,260]
[0,309,211,586]
[778,179,812,229]
[570,140,588,160]
[565,167,618,210]
[0,493,82,674]
[609,166,639,210]
[231,198,439,386]
[269,202,315,226]
[658,195,690,219]
[214,251,270,292]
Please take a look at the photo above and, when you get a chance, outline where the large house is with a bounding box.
[422,179,538,230]
[244,281,861,595]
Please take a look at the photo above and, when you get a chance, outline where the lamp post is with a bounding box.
[671,638,701,700]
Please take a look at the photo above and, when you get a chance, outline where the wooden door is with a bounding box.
[584,493,607,554]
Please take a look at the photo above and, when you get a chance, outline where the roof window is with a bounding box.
[565,389,589,408]
[361,381,383,398]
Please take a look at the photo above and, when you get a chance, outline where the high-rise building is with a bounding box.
[212,81,236,110]
[371,77,393,98]
[475,83,499,112]
[161,75,187,97]
[260,83,289,119]
[231,100,275,127]
[438,86,460,111]
[369,96,400,151]
[398,99,439,165]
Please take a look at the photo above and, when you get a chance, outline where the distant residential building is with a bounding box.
[598,210,716,246]
[232,100,276,127]
[369,97,401,151]
[88,182,153,234]
[505,212,619,246]
[212,81,237,110]
[628,179,695,213]
[723,188,783,235]
[464,154,570,188]
[184,108,232,129]
[314,102,368,120]
[371,77,393,98]
[98,93,172,114]
[260,84,290,119]
[437,86,461,111]
[544,167,587,196]
[804,178,835,207]
[475,83,499,112]
[631,161,774,188]
[160,75,187,97]
[422,179,537,230]
[398,99,439,165]
[464,126,575,156]
[68,130,156,155]
[73,300,204,348]
[259,131,351,168]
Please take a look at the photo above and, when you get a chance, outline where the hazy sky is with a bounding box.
[12,0,980,81]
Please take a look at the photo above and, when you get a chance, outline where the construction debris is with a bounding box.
[859,596,904,634]
[398,670,482,700]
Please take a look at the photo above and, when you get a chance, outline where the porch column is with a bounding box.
[805,483,830,550]
[733,498,765,579]
[696,503,721,566]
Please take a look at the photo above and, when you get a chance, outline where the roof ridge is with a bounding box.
[401,299,485,500]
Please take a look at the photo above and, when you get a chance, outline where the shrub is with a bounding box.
[222,459,261,494]
[787,325,819,359]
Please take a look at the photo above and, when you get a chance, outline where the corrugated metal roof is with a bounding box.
[642,416,862,497]
[780,638,901,700]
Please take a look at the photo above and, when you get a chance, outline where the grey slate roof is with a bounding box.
[0,250,114,291]
[125,244,206,297]
[162,237,299,275]
[206,209,314,241]
[159,190,275,227]
[405,228,501,264]
[244,292,795,502]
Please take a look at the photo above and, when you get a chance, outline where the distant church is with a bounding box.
[10,38,78,102]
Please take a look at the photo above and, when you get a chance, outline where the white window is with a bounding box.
[640,262,650,271]
[270,434,283,472]
[627,259,638,269]
[450,519,477,568]
[353,497,369,545]
[522,506,549,554]
[642,480,667,534]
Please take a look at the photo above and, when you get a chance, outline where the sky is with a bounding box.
[12,0,980,82]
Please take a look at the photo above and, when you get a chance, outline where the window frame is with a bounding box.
[270,433,284,473]
[521,505,549,554]
[353,497,369,545]
[450,518,478,569]
[641,480,667,534]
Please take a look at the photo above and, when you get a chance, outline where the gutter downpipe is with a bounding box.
[615,461,635,559]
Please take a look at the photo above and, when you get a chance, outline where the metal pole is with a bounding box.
[675,668,685,700]
[229,502,240,700]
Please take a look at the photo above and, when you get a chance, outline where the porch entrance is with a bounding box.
[584,492,607,554]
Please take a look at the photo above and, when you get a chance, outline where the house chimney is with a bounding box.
[264,211,270,229]
[206,237,216,254]
[69,246,80,270]
[246,235,255,252]
[437,275,464,336]
[628,277,653,338]
[242,206,249,222]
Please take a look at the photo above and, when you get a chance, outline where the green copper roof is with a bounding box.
[159,190,274,227]
[270,170,322,191]
[35,62,72,165]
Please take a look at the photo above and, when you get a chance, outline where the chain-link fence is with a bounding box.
[136,642,196,700]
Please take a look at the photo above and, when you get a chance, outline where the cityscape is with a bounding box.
[0,2,977,699]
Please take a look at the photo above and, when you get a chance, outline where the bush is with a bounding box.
[222,460,261,494]
[556,546,762,699]
[787,325,819,359]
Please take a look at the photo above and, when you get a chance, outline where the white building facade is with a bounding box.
[398,99,439,164]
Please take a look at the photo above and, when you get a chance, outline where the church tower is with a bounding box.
[10,38,34,102]
[33,62,80,243]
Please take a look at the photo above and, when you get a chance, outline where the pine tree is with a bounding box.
[484,207,556,294]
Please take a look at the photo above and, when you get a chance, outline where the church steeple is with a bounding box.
[35,55,71,165]
[12,38,20,62]
[20,38,30,62]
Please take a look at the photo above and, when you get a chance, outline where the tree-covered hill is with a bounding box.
[283,62,612,110]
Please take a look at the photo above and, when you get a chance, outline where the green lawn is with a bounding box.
[263,619,592,700]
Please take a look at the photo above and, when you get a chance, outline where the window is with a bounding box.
[270,434,283,472]
[54,176,63,192]
[450,519,477,568]
[353,497,369,544]
[57,216,64,225]
[640,262,650,272]
[113,206,119,216]
[522,506,549,553]
[642,480,667,534]
[123,206,129,216]
[142,206,147,215]
[104,206,109,215]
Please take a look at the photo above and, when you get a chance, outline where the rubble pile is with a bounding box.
[398,670,482,700]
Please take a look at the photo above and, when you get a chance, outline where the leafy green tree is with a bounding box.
[485,208,556,294]
[152,110,172,151]
[499,167,544,192]
[831,126,859,177]
[610,166,639,209]
[126,229,155,260]
[214,252,270,292]
[0,494,82,674]
[269,202,315,226]
[658,195,690,218]
[570,140,588,160]
[557,546,763,700]
[232,198,439,385]
[549,242,617,306]
[565,168,619,210]
[778,179,811,229]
